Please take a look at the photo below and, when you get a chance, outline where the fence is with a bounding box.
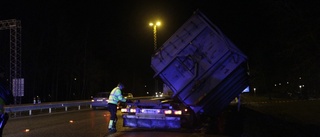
[4,100,92,118]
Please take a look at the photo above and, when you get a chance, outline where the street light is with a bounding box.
[149,21,161,51]
[149,21,161,93]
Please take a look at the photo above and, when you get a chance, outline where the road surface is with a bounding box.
[5,96,318,137]
[3,109,217,137]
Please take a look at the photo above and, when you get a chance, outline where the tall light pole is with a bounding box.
[149,21,161,94]
[149,21,161,51]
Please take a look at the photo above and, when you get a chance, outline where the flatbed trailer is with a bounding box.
[121,10,249,129]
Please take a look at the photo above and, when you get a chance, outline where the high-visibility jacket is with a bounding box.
[108,87,126,105]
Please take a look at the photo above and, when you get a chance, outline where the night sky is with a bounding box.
[1,0,319,103]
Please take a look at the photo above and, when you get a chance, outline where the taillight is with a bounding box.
[164,110,182,115]
[174,110,182,115]
[121,108,128,113]
[130,108,136,113]
[121,107,137,113]
[164,110,172,114]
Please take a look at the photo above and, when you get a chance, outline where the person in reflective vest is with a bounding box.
[108,83,126,132]
[0,82,13,137]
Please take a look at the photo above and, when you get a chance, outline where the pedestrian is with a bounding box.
[33,97,36,104]
[0,83,13,137]
[107,83,126,133]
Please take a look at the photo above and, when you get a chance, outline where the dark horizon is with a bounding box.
[1,0,319,103]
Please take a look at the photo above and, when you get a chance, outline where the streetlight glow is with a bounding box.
[149,21,161,27]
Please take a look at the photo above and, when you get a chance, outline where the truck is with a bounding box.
[120,10,249,129]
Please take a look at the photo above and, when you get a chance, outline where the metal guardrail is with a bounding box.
[4,100,92,117]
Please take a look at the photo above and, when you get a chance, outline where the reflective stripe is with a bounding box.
[108,87,126,104]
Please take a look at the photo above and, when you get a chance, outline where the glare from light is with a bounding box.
[156,21,161,26]
[24,129,30,132]
[149,21,161,27]
[69,120,74,123]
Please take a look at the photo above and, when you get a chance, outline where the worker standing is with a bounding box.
[107,83,126,133]
[0,83,13,137]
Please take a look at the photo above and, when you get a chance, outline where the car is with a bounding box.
[91,92,110,110]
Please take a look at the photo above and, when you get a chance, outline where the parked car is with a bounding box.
[91,92,110,110]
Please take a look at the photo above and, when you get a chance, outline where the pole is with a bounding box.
[153,25,157,51]
[149,21,161,94]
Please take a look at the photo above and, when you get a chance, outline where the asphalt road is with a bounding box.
[5,96,319,137]
[3,109,217,137]
[3,109,111,137]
